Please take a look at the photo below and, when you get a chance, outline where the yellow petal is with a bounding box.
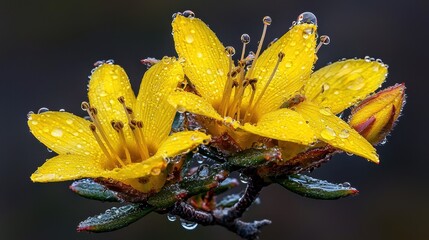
[168,91,223,121]
[31,155,103,182]
[28,111,102,157]
[172,15,229,105]
[304,59,388,114]
[88,64,137,149]
[240,108,316,145]
[349,84,405,144]
[135,58,184,150]
[249,23,317,118]
[294,101,379,163]
[123,171,167,193]
[155,131,211,158]
[102,155,167,180]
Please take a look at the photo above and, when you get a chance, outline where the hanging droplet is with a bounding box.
[180,218,198,230]
[167,213,177,222]
[263,16,272,25]
[37,107,49,114]
[341,182,351,188]
[47,148,53,153]
[320,35,330,45]
[297,12,318,25]
[380,138,387,145]
[59,108,65,112]
[239,173,249,183]
[241,33,250,44]
[182,10,195,18]
[225,46,236,57]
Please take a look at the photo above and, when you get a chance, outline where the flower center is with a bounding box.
[81,97,150,169]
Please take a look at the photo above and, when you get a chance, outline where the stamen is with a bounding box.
[81,101,120,161]
[316,35,330,53]
[248,52,284,120]
[130,120,150,161]
[135,121,151,159]
[111,120,131,164]
[89,124,121,167]
[219,52,235,116]
[242,79,258,122]
[246,16,272,79]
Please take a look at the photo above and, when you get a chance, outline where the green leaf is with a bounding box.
[77,204,153,232]
[275,174,358,200]
[69,179,120,202]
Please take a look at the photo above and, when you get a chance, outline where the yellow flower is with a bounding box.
[349,83,405,145]
[29,59,210,192]
[168,13,388,163]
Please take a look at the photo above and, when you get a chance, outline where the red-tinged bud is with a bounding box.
[349,83,405,145]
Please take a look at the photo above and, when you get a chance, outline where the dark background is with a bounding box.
[2,0,428,239]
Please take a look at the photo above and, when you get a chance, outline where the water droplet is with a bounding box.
[339,129,350,139]
[38,107,49,114]
[321,127,336,140]
[66,119,74,125]
[285,61,293,68]
[241,33,250,44]
[322,83,330,92]
[151,167,161,176]
[225,46,236,56]
[47,148,53,152]
[302,28,314,38]
[347,77,365,90]
[185,34,194,43]
[30,120,38,125]
[297,12,317,25]
[93,60,105,67]
[346,152,354,156]
[59,108,65,112]
[319,107,332,116]
[106,59,115,64]
[263,16,272,25]
[320,35,330,45]
[180,218,198,230]
[51,128,63,137]
[364,56,371,62]
[341,182,351,188]
[167,213,176,222]
[239,173,249,183]
[27,111,34,119]
[172,12,182,19]
[177,106,186,113]
[380,137,387,145]
[183,10,195,18]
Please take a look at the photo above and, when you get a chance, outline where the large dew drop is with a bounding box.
[51,128,63,137]
[180,218,198,230]
[320,127,336,140]
[297,12,318,26]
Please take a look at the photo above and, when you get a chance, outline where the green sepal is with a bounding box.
[274,174,358,200]
[227,148,281,169]
[69,179,120,202]
[77,204,153,232]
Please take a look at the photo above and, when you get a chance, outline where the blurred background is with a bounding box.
[1,0,428,239]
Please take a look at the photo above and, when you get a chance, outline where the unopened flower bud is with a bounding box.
[349,84,405,145]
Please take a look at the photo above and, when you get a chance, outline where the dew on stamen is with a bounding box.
[320,35,330,45]
[263,16,272,25]
[241,33,250,44]
[225,46,236,57]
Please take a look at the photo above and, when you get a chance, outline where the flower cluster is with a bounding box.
[28,10,405,239]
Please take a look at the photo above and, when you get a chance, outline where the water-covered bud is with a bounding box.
[349,84,405,145]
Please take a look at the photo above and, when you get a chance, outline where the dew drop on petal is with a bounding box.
[182,10,195,18]
[185,34,194,44]
[51,128,63,137]
[339,129,350,139]
[297,12,318,25]
[151,167,161,176]
[321,127,336,140]
[66,119,74,124]
[38,107,49,114]
[319,107,332,116]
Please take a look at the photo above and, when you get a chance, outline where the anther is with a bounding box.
[81,102,90,111]
[240,33,250,60]
[118,96,125,104]
[316,35,330,53]
[89,123,118,166]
